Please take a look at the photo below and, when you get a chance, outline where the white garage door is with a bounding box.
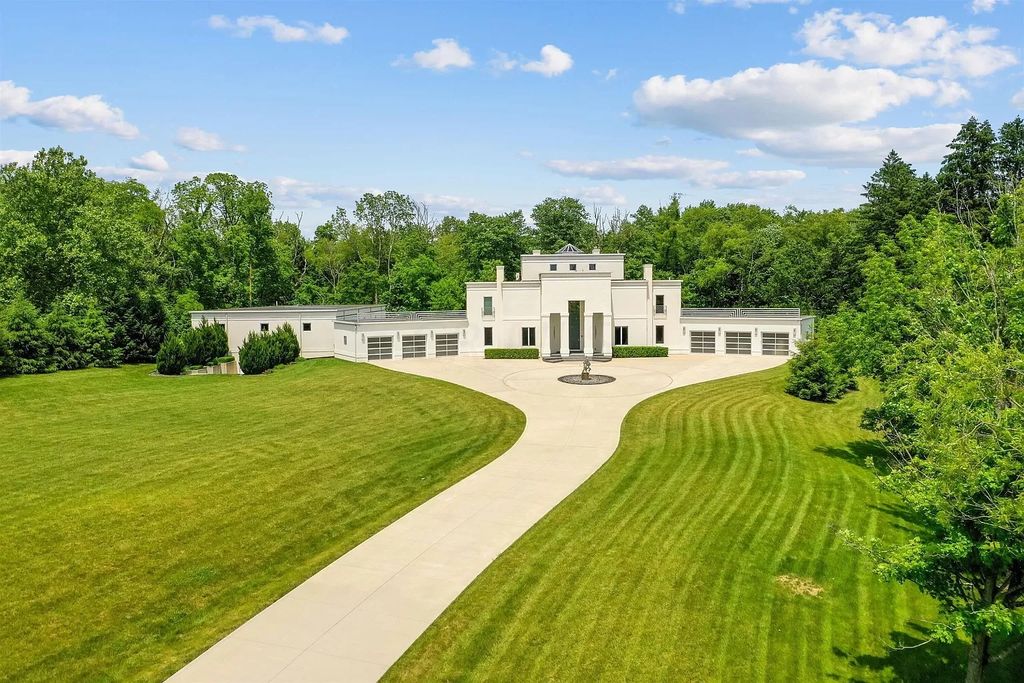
[367,336,393,360]
[402,334,427,358]
[725,331,752,354]
[690,331,716,354]
[436,333,459,357]
[762,332,790,356]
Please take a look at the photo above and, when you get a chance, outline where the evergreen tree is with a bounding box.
[861,150,934,241]
[995,116,1024,190]
[938,117,998,223]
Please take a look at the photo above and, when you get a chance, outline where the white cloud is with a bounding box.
[668,2,686,14]
[522,45,574,77]
[736,147,765,157]
[489,51,519,73]
[748,123,962,166]
[94,165,193,185]
[130,150,169,172]
[0,149,36,166]
[0,80,139,138]
[1011,89,1024,109]
[397,38,473,72]
[208,15,348,44]
[799,10,1017,78]
[175,127,246,152]
[972,0,1008,13]
[416,192,498,215]
[547,155,728,180]
[634,62,959,136]
[564,185,628,206]
[270,176,370,209]
[698,169,806,188]
[593,68,618,81]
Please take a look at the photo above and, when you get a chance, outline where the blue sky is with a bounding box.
[2,0,1022,231]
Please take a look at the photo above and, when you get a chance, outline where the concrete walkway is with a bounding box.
[168,355,784,683]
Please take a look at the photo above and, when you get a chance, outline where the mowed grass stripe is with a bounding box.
[0,360,524,682]
[386,365,1022,682]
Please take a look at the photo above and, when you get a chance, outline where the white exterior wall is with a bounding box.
[680,317,805,356]
[190,307,369,358]
[334,319,469,362]
[520,252,625,280]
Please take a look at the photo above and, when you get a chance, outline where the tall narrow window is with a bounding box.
[484,327,493,346]
[656,325,665,344]
[521,327,536,346]
[483,296,493,316]
[655,294,665,314]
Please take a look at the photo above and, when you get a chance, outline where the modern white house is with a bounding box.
[192,245,814,362]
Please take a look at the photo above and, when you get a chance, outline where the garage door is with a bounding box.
[402,334,427,358]
[436,333,459,357]
[725,331,752,354]
[367,336,393,360]
[762,332,790,356]
[690,331,716,354]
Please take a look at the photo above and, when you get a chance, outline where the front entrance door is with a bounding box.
[568,301,584,353]
[549,313,561,356]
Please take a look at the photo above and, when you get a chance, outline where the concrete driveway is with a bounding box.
[168,354,785,683]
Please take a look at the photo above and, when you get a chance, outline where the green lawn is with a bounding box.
[387,366,1022,682]
[0,360,524,682]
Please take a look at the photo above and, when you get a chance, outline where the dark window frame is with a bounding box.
[656,325,665,344]
[614,326,629,345]
[521,326,536,346]
[302,322,312,332]
[484,327,493,346]
[260,323,269,332]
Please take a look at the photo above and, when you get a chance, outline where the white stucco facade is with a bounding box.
[191,245,814,362]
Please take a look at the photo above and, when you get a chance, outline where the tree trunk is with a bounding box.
[965,631,990,683]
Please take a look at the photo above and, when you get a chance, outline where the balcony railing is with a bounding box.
[337,309,468,322]
[654,304,667,314]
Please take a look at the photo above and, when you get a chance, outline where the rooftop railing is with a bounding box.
[337,309,468,322]
[680,308,802,319]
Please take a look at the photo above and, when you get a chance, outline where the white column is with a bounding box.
[583,314,594,356]
[560,311,570,355]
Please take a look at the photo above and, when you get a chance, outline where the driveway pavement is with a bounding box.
[168,354,785,682]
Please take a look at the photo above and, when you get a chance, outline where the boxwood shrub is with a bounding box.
[612,345,668,358]
[485,348,539,359]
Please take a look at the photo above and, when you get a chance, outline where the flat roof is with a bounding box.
[680,307,804,319]
[192,304,380,315]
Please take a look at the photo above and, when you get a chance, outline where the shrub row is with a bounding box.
[484,347,539,359]
[611,345,668,358]
[238,324,300,375]
[155,319,229,375]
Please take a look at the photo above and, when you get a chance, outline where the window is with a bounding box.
[614,326,629,345]
[655,325,665,344]
[436,333,459,356]
[302,322,312,332]
[762,332,790,356]
[589,263,596,271]
[549,264,557,271]
[367,336,393,360]
[725,331,752,355]
[690,331,715,354]
[655,294,666,314]
[402,335,427,359]
[260,323,269,332]
[521,327,536,346]
[484,327,493,346]
[483,296,493,316]
[343,336,347,344]
[569,263,577,271]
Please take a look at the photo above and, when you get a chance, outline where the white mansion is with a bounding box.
[191,245,814,362]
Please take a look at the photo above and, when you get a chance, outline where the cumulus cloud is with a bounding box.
[208,15,348,44]
[545,154,805,189]
[563,185,628,206]
[634,62,961,136]
[0,149,36,166]
[748,123,962,166]
[521,45,574,77]
[0,80,139,138]
[972,0,1008,13]
[799,10,1017,78]
[593,68,618,81]
[175,127,246,152]
[130,150,169,172]
[736,147,765,157]
[270,176,369,209]
[1011,89,1024,109]
[395,38,473,71]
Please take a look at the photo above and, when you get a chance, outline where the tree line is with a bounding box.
[0,115,1021,377]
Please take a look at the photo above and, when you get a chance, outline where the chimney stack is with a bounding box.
[643,264,653,282]
[496,265,505,283]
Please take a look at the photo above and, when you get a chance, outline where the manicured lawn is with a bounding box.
[388,366,1022,681]
[0,360,524,682]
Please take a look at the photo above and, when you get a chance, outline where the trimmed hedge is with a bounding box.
[612,345,668,358]
[238,324,300,375]
[485,348,539,359]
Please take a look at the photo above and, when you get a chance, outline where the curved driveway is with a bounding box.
[169,355,785,683]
